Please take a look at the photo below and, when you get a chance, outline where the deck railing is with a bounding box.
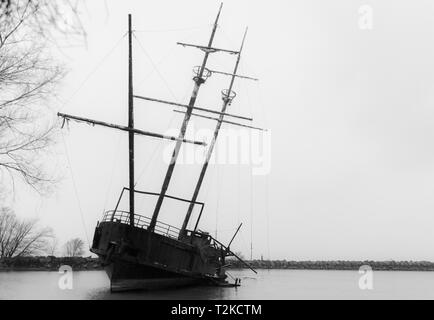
[100,188,206,239]
[102,210,181,239]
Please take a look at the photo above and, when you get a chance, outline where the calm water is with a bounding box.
[1,269,434,300]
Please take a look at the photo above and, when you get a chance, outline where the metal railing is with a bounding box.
[103,188,206,237]
[102,210,181,239]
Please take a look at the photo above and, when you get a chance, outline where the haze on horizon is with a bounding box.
[4,0,434,262]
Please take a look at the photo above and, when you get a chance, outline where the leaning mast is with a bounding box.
[180,29,249,235]
[62,7,262,291]
[58,14,207,228]
[148,4,223,231]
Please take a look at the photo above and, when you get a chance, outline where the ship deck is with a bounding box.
[102,210,182,239]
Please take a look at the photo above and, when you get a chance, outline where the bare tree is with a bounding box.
[64,238,85,257]
[0,1,84,194]
[0,207,53,258]
[0,1,85,40]
[46,236,59,256]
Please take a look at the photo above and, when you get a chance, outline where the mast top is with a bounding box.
[216,3,223,24]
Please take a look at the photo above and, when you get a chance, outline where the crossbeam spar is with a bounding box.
[173,110,266,132]
[58,112,206,146]
[208,69,259,81]
[177,42,239,55]
[133,95,253,122]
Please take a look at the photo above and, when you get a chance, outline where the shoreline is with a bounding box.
[0,256,103,272]
[228,260,434,272]
[1,257,434,272]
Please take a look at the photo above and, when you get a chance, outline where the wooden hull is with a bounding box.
[111,278,200,292]
[105,257,203,292]
[91,221,226,292]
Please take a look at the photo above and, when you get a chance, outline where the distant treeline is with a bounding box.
[229,260,434,271]
[0,256,102,271]
[2,257,434,272]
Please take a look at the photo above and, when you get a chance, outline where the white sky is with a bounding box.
[8,0,434,261]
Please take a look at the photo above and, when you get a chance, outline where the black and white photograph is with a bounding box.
[1,0,434,306]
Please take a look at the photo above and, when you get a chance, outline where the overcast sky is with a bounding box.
[8,0,434,261]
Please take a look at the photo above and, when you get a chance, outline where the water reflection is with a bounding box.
[1,269,434,300]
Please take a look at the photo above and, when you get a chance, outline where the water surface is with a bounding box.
[1,269,433,300]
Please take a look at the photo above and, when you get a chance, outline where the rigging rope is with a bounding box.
[253,74,271,260]
[133,33,179,101]
[102,133,123,213]
[266,173,270,260]
[134,81,192,187]
[135,44,179,89]
[250,164,254,261]
[239,230,251,260]
[134,24,212,33]
[134,27,202,90]
[225,31,266,260]
[214,164,220,239]
[61,131,91,249]
[58,32,127,113]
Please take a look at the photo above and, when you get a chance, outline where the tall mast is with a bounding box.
[58,14,209,230]
[148,4,223,232]
[128,14,135,227]
[180,29,249,235]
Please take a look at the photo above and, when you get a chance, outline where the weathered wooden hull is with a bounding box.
[91,221,225,292]
[105,259,202,292]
